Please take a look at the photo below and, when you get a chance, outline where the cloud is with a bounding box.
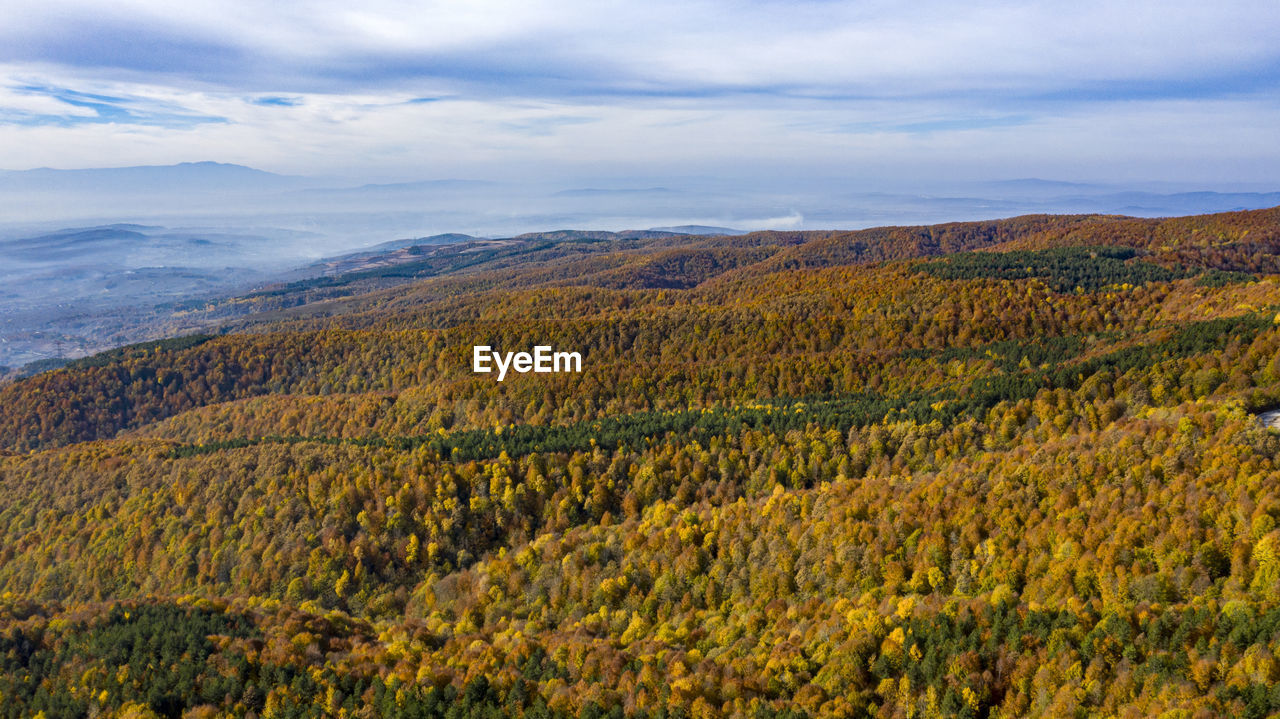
[500,115,597,137]
[0,85,97,119]
[0,1,1275,184]
[828,115,1032,136]
[736,211,804,231]
[2,0,1277,100]
[0,82,226,127]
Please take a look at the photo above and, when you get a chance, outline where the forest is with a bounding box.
[3,208,1280,718]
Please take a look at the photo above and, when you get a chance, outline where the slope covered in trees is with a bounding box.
[3,208,1280,718]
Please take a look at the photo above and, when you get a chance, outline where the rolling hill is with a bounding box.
[2,208,1280,718]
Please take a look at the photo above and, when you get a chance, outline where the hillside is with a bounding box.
[3,208,1280,718]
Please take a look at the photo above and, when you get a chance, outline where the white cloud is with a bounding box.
[3,0,1278,95]
[0,86,97,117]
[0,2,1277,184]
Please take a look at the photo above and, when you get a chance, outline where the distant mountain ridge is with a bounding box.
[1086,191,1280,215]
[298,179,496,195]
[552,187,674,197]
[650,225,744,235]
[512,229,685,241]
[0,161,308,193]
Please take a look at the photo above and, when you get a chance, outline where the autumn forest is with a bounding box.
[4,209,1280,718]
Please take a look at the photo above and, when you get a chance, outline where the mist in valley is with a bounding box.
[3,161,1280,371]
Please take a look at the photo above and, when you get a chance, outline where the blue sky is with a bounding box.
[1,0,1279,185]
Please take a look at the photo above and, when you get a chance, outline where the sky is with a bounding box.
[1,0,1279,185]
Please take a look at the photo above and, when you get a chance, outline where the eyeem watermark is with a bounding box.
[473,345,582,381]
